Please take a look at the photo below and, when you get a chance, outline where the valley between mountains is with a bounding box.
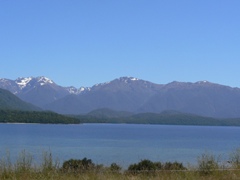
[1,76,240,125]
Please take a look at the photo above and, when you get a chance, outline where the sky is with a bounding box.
[0,0,240,88]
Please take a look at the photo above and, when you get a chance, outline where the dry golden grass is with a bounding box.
[1,150,240,180]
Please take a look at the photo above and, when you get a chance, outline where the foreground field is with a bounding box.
[1,149,240,179]
[1,169,240,180]
[2,171,240,180]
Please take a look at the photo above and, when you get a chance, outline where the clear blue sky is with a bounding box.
[1,1,240,88]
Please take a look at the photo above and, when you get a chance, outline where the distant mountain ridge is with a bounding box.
[0,76,88,107]
[44,77,162,114]
[1,76,240,118]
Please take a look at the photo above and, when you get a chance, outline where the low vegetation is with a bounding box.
[1,108,240,126]
[0,110,80,124]
[74,109,240,126]
[1,149,240,179]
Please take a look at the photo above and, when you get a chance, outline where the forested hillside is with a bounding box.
[0,110,80,124]
[0,88,40,111]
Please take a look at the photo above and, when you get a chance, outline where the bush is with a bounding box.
[163,161,186,170]
[127,159,186,175]
[128,159,157,173]
[15,150,33,173]
[62,158,95,173]
[197,153,219,175]
[41,151,60,174]
[109,163,122,173]
[229,148,240,169]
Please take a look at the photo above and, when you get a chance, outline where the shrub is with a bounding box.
[109,163,122,173]
[62,158,95,173]
[229,148,240,168]
[154,162,162,170]
[128,159,156,173]
[0,150,12,178]
[197,153,219,175]
[127,159,187,174]
[14,150,33,173]
[163,161,186,170]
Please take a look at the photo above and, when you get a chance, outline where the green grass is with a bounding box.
[1,149,240,180]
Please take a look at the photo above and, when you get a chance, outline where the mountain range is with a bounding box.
[1,76,240,118]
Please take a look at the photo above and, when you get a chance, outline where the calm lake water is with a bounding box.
[0,123,240,168]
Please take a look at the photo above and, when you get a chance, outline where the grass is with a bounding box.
[1,150,240,179]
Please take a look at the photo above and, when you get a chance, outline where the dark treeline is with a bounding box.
[74,113,240,126]
[1,108,240,126]
[0,110,80,124]
[61,158,186,174]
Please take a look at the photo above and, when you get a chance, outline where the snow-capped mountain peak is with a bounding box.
[91,77,140,89]
[15,76,55,89]
[37,76,54,86]
[117,76,139,83]
[16,77,33,89]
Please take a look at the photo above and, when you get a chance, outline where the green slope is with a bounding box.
[0,110,80,124]
[0,88,80,124]
[0,88,40,111]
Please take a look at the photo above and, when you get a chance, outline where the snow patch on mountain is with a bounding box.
[37,76,54,86]
[130,77,139,81]
[118,77,140,83]
[93,81,110,87]
[16,77,33,89]
[66,86,91,94]
[14,76,56,89]
[89,77,140,89]
[80,87,91,92]
[66,86,78,94]
[196,80,209,84]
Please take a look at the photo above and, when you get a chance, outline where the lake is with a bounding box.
[0,123,240,168]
